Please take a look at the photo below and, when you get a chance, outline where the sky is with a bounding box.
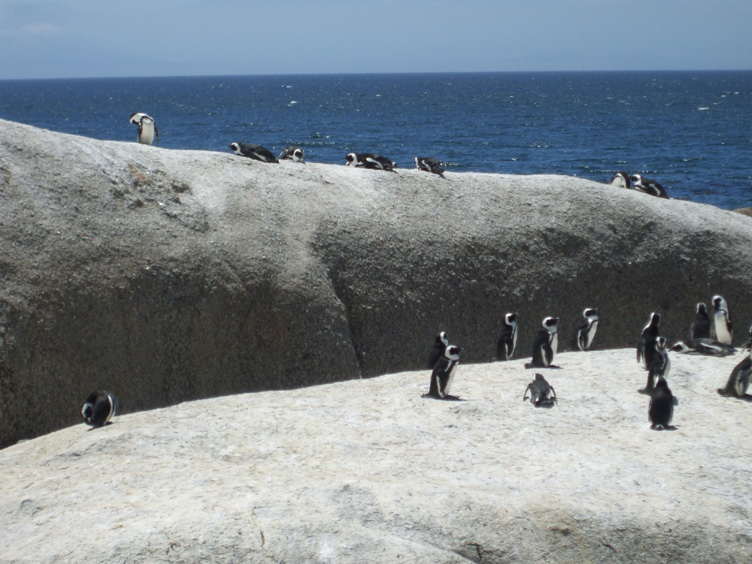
[0,0,751,79]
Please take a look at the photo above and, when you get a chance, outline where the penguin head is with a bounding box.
[655,336,667,351]
[229,142,242,155]
[649,312,661,327]
[654,376,670,390]
[712,295,727,312]
[437,331,449,346]
[505,312,517,326]
[609,171,630,188]
[696,302,707,314]
[129,112,146,125]
[629,173,643,185]
[542,317,559,332]
[583,307,598,320]
[81,402,94,423]
[345,153,358,166]
[444,345,461,361]
[292,147,304,161]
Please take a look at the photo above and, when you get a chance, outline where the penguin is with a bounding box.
[711,295,733,345]
[129,112,158,145]
[669,338,735,356]
[279,145,305,162]
[414,156,445,179]
[649,376,674,430]
[741,323,752,352]
[717,353,751,398]
[427,331,449,369]
[691,302,711,340]
[608,171,631,189]
[636,312,661,370]
[639,336,670,394]
[525,316,559,369]
[81,391,118,428]
[629,174,669,198]
[229,142,279,163]
[574,307,599,351]
[423,345,462,400]
[494,312,518,361]
[523,373,557,407]
[345,152,397,172]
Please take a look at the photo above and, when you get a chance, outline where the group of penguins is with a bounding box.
[129,112,445,178]
[422,295,751,431]
[131,113,674,195]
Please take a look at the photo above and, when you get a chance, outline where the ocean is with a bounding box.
[1,71,750,209]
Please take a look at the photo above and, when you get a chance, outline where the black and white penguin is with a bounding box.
[81,391,118,428]
[427,331,449,369]
[717,353,751,398]
[229,142,279,163]
[423,345,462,400]
[279,145,305,162]
[345,152,397,172]
[609,171,631,189]
[711,295,733,346]
[495,312,518,361]
[414,156,445,179]
[129,112,158,145]
[691,302,711,340]
[649,376,674,430]
[640,336,670,394]
[574,307,599,351]
[636,312,661,370]
[629,174,669,199]
[669,338,735,356]
[525,316,559,369]
[523,373,557,407]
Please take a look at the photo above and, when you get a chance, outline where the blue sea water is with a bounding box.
[1,71,750,209]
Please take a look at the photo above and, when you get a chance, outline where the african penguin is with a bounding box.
[414,156,445,178]
[229,142,279,163]
[691,302,711,340]
[279,145,305,162]
[574,307,599,351]
[711,295,733,346]
[427,331,449,370]
[129,112,158,145]
[637,312,661,370]
[608,171,631,189]
[81,391,118,428]
[629,174,669,198]
[525,316,559,369]
[717,353,751,398]
[523,373,557,407]
[669,338,735,356]
[649,376,674,430]
[495,312,518,361]
[423,345,462,400]
[639,336,670,395]
[345,152,397,172]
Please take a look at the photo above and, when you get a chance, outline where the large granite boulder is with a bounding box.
[1,119,752,446]
[1,350,750,563]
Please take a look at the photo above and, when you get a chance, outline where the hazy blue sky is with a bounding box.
[1,0,750,79]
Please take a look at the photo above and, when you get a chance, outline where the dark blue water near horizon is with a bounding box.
[1,71,750,209]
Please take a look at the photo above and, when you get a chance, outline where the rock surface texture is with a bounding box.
[1,349,751,563]
[2,119,752,447]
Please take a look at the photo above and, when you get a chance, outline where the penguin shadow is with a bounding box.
[420,393,465,402]
[86,421,115,431]
[523,363,561,370]
[717,391,752,402]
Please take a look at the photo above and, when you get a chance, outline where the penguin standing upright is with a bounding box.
[691,302,711,340]
[640,336,670,394]
[712,295,733,345]
[129,112,158,145]
[495,312,518,361]
[717,353,751,398]
[649,376,674,430]
[574,307,599,351]
[523,373,557,407]
[81,391,118,428]
[637,312,661,370]
[427,331,449,369]
[525,317,559,369]
[423,345,462,400]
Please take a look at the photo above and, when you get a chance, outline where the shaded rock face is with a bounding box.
[2,118,752,446]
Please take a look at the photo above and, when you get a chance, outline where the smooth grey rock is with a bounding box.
[2,119,752,447]
[1,349,751,563]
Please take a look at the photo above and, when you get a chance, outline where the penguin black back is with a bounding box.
[649,377,674,430]
[495,312,517,361]
[523,373,557,407]
[691,302,711,340]
[427,331,449,369]
[81,391,118,428]
[637,312,661,370]
[415,156,445,178]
